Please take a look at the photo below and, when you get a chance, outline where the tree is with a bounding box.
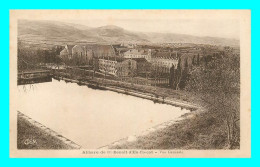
[17,43,65,71]
[174,57,183,90]
[178,58,189,89]
[192,55,196,65]
[169,64,175,88]
[185,53,240,149]
[150,65,161,87]
[197,54,200,65]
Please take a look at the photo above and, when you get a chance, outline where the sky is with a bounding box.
[61,19,240,39]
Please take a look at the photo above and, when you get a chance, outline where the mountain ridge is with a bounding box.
[18,20,239,46]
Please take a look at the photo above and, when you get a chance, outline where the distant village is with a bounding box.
[59,44,179,76]
[58,43,230,78]
[18,41,238,89]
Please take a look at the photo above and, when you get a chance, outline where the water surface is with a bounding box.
[17,79,189,148]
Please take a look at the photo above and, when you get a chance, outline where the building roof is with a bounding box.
[115,48,129,54]
[181,52,199,57]
[152,51,179,59]
[60,48,69,55]
[124,49,148,55]
[85,44,116,58]
[72,45,86,52]
[99,56,126,62]
[131,58,148,63]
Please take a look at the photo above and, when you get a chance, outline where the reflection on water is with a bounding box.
[17,79,190,148]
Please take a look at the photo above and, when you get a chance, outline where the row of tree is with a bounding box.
[18,43,63,71]
[184,50,240,149]
[169,54,200,90]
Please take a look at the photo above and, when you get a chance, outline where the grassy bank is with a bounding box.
[54,70,199,108]
[17,114,76,149]
[109,107,234,149]
[109,54,240,150]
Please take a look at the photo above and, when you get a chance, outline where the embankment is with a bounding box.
[52,75,199,111]
[17,111,81,149]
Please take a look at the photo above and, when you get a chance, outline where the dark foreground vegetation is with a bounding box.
[17,115,74,149]
[18,42,62,72]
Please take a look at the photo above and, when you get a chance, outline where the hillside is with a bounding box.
[18,20,239,46]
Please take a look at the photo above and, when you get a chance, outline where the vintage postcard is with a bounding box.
[9,10,251,158]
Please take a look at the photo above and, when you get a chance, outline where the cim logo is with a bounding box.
[24,138,37,146]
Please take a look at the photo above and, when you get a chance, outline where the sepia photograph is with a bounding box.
[9,10,251,158]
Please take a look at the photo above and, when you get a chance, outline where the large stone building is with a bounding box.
[60,44,182,76]
[71,45,87,65]
[98,57,118,76]
[123,49,152,62]
[122,49,179,74]
[59,45,74,61]
[87,44,116,58]
[151,51,179,73]
[60,44,111,65]
[89,44,116,70]
[98,57,137,77]
[60,45,87,65]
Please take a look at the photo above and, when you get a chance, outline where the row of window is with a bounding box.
[124,54,148,58]
[99,60,117,64]
[100,68,117,74]
[152,61,177,67]
[100,63,116,68]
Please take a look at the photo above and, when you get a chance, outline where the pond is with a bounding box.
[17,79,190,149]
